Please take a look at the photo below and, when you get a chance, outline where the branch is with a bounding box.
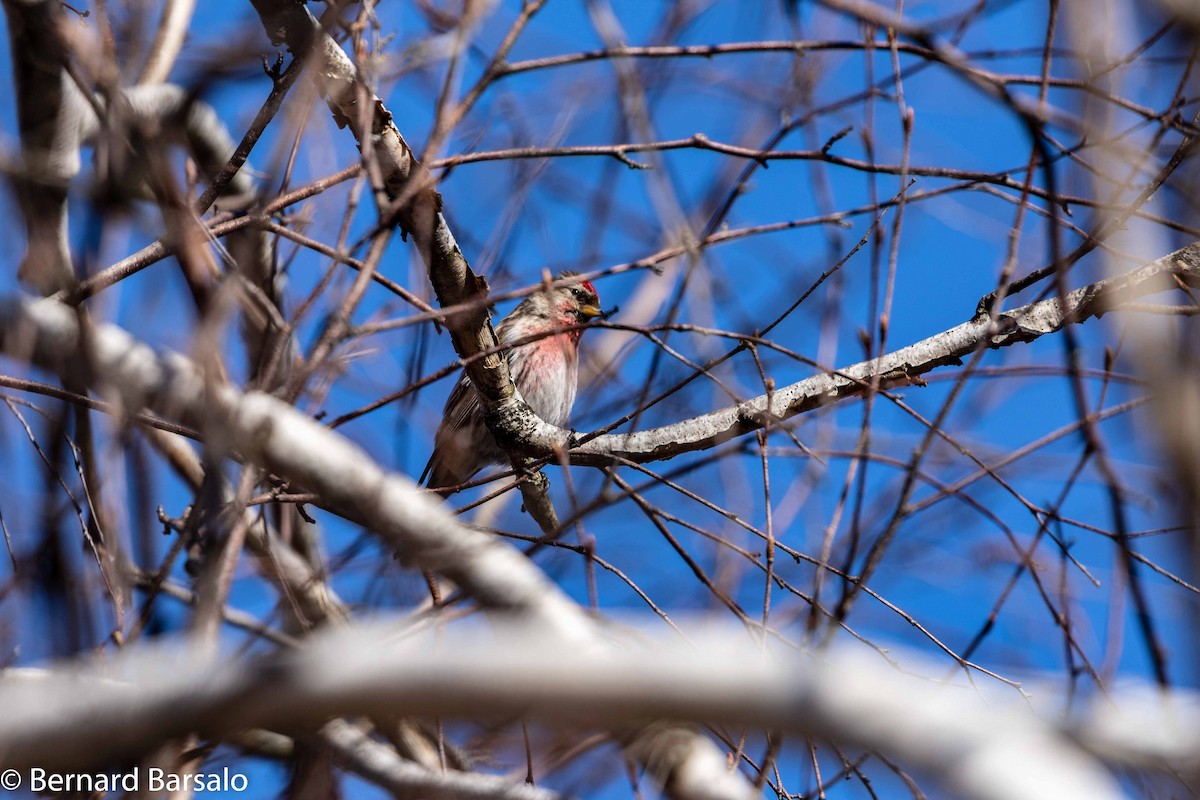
[245,1,556,527]
[0,295,591,641]
[3,0,90,293]
[528,240,1200,465]
[3,0,257,295]
[321,720,566,800]
[142,426,348,630]
[137,0,196,85]
[0,621,1146,800]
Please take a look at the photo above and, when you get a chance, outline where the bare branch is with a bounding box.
[0,295,592,639]
[551,241,1200,465]
[0,622,1143,800]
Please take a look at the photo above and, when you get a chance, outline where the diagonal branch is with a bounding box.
[0,294,591,641]
[246,0,562,532]
[532,240,1200,465]
[247,0,501,397]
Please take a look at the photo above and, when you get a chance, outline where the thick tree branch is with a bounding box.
[245,1,561,534]
[3,0,88,293]
[0,622,1149,800]
[3,0,257,296]
[0,295,590,641]
[137,0,195,85]
[523,240,1200,465]
[247,0,498,389]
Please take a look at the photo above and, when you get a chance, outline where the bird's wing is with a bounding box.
[419,372,483,487]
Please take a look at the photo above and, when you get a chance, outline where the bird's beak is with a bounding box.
[579,304,604,319]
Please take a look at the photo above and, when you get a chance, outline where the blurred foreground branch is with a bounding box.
[4,620,1189,800]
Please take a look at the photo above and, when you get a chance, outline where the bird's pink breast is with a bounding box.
[510,333,578,426]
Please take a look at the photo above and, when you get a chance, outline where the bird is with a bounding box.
[421,272,603,497]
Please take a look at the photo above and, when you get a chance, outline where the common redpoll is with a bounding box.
[421,273,603,497]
